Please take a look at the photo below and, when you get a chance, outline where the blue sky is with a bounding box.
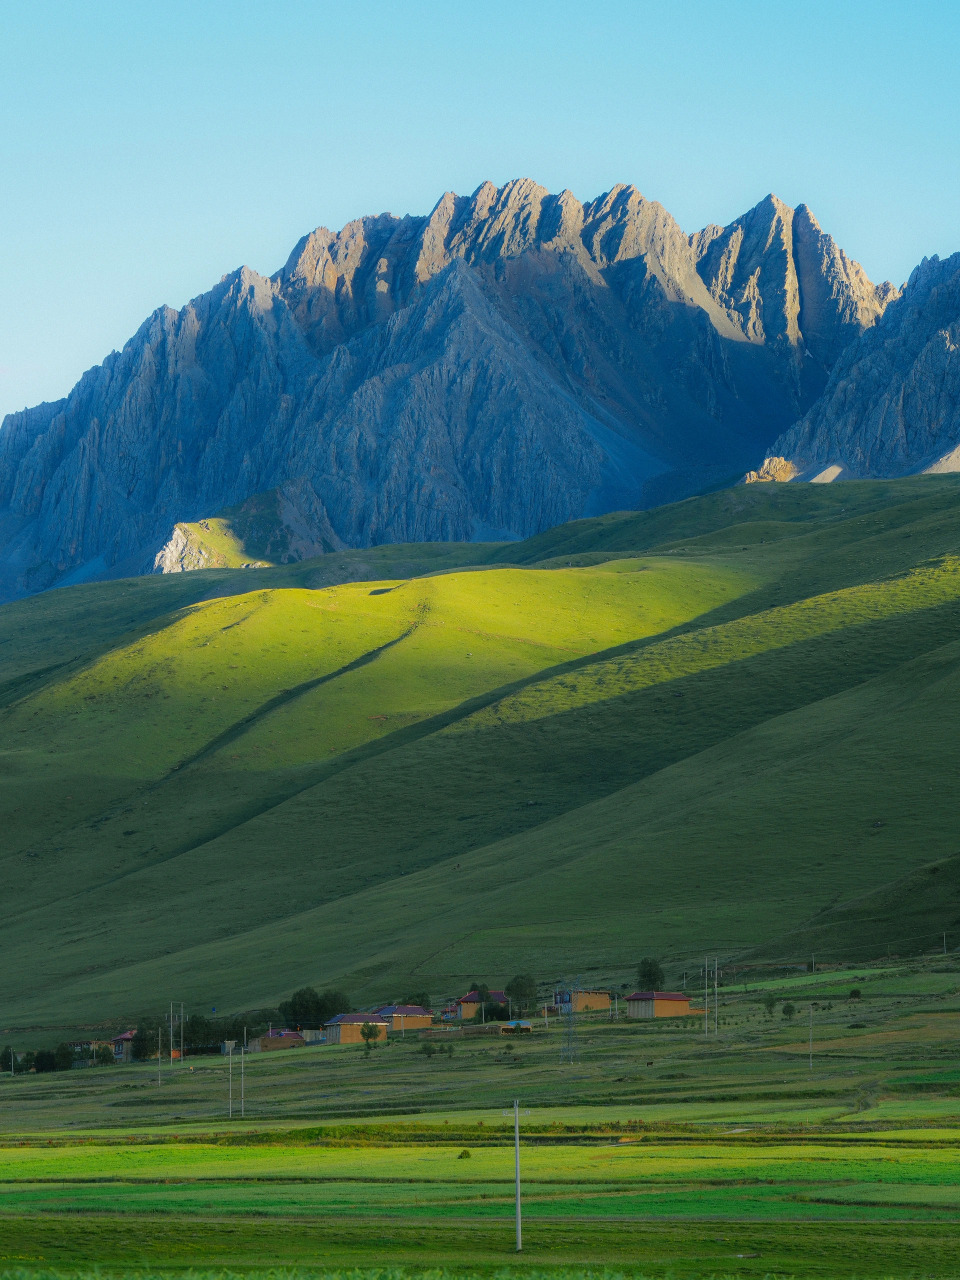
[1,0,958,419]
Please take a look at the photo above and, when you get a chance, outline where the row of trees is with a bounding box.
[1,1042,113,1074]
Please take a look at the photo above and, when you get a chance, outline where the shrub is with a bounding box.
[458,1149,471,1159]
[637,957,665,989]
[781,1002,796,1019]
[849,988,862,999]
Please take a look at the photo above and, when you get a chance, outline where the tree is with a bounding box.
[359,1022,380,1054]
[469,982,491,1003]
[184,1014,214,1050]
[762,992,777,1017]
[782,1002,796,1020]
[404,991,430,1010]
[279,987,351,1028]
[637,958,665,990]
[505,974,537,1013]
[131,1024,158,1062]
[34,1049,57,1073]
[54,1042,74,1072]
[0,1046,14,1075]
[94,1044,114,1066]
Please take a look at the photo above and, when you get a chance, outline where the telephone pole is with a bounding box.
[704,957,708,1035]
[513,1098,522,1252]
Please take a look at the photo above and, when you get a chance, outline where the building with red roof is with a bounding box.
[626,991,693,1019]
[456,990,507,1020]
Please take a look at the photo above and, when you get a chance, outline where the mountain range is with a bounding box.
[0,177,922,602]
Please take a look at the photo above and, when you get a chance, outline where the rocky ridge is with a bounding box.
[0,179,893,600]
[752,252,960,483]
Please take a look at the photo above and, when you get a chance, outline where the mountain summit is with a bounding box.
[0,179,893,599]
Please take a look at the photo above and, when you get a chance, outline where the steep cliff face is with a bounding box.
[0,179,892,599]
[757,253,960,481]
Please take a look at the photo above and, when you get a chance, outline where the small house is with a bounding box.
[501,1020,533,1034]
[456,990,507,1020]
[626,991,692,1019]
[111,1030,136,1063]
[373,1004,433,1031]
[324,1013,388,1045]
[248,1029,305,1052]
[554,989,611,1014]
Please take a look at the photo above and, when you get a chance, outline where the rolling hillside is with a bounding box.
[4,477,960,1029]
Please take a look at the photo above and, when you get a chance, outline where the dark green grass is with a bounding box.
[7,478,960,1024]
[0,1215,958,1276]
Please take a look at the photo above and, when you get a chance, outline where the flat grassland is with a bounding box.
[3,958,960,1277]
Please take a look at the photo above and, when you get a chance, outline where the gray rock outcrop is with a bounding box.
[758,253,960,481]
[0,179,893,599]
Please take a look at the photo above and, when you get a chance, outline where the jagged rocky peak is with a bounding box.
[753,252,960,482]
[0,177,901,602]
[693,194,895,365]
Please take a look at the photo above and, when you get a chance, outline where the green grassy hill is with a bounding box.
[5,476,960,1030]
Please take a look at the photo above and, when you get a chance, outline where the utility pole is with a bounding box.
[714,959,719,1035]
[180,1002,184,1065]
[703,958,708,1035]
[240,1045,245,1118]
[9,1046,14,1077]
[809,1005,813,1071]
[513,1099,522,1252]
[228,1043,233,1118]
[157,1027,162,1088]
[169,1003,174,1069]
[944,932,948,955]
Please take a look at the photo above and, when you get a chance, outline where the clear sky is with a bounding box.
[1,0,958,419]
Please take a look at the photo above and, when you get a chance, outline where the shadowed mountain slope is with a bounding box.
[0,180,891,601]
[752,252,960,484]
[2,478,960,1027]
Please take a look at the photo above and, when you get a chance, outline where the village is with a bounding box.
[5,979,699,1072]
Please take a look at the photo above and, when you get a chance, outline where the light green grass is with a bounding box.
[6,478,960,1026]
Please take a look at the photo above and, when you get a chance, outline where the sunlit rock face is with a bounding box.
[760,253,960,483]
[0,179,892,599]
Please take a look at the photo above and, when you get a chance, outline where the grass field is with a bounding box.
[6,477,960,1028]
[3,956,960,1276]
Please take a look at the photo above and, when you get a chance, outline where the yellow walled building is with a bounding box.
[554,989,611,1013]
[626,991,693,1019]
[324,1014,388,1045]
